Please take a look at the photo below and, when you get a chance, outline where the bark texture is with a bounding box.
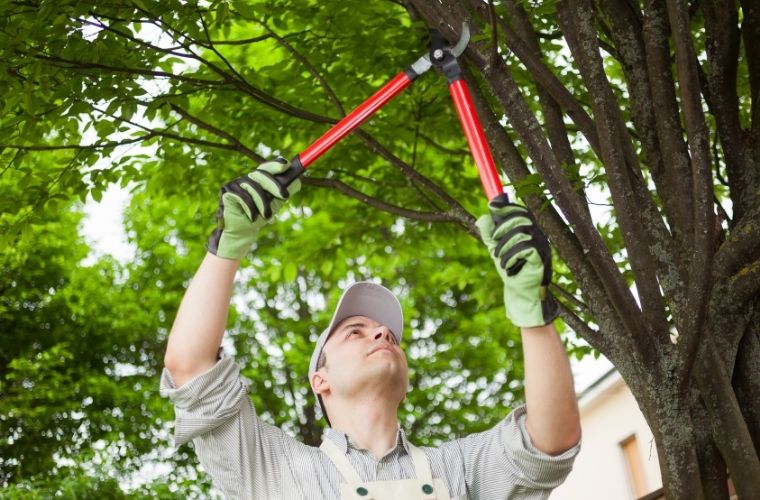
[405,0,760,497]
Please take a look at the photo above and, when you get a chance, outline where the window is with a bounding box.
[620,434,648,498]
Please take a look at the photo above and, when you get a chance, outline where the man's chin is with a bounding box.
[360,364,409,389]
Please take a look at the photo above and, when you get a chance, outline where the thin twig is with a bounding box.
[0,150,24,179]
[415,132,470,156]
[262,22,345,116]
[550,282,592,317]
[1,132,160,151]
[302,176,457,223]
[168,104,262,163]
[487,0,499,67]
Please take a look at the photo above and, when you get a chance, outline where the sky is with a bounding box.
[81,185,135,265]
[80,187,615,394]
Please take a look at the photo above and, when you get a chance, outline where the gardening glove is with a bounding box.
[206,158,301,260]
[476,196,559,328]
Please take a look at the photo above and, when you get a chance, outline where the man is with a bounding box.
[161,159,581,499]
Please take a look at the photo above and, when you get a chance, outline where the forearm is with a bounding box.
[521,323,581,455]
[164,252,240,387]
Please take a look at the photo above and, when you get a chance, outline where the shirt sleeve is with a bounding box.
[451,404,580,499]
[159,355,295,500]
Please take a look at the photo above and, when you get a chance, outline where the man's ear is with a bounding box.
[311,371,330,396]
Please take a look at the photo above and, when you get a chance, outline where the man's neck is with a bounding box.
[328,394,401,460]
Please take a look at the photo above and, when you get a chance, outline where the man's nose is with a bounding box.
[374,325,392,342]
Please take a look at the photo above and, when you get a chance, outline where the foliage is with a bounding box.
[3,0,759,498]
[0,0,551,493]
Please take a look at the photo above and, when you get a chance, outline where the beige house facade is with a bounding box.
[552,368,663,499]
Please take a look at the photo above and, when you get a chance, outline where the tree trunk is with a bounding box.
[606,325,760,499]
[690,392,729,500]
[696,340,760,497]
[732,307,760,459]
[646,389,705,500]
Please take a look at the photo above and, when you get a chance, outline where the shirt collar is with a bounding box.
[324,424,411,456]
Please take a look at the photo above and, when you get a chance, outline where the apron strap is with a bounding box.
[320,439,370,498]
[407,443,437,500]
[320,438,439,500]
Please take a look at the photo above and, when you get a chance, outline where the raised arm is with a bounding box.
[521,323,580,454]
[163,159,301,388]
[477,199,581,455]
[163,253,239,387]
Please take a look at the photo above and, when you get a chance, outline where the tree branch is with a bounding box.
[0,150,24,180]
[555,300,609,353]
[209,31,309,46]
[83,9,338,130]
[739,0,760,142]
[457,60,640,358]
[494,7,603,158]
[665,0,717,383]
[168,104,263,163]
[90,105,255,156]
[302,176,465,226]
[701,0,753,223]
[149,13,336,125]
[641,0,695,239]
[557,0,670,348]
[79,15,195,59]
[0,133,160,151]
[196,8,255,93]
[260,22,346,117]
[713,204,760,280]
[550,283,592,318]
[597,0,682,238]
[594,0,691,322]
[695,341,760,496]
[2,151,83,234]
[352,130,477,234]
[497,0,585,213]
[415,132,470,156]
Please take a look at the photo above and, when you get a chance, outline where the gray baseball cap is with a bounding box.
[308,281,403,383]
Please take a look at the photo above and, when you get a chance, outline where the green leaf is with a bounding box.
[470,33,492,43]
[321,259,333,275]
[216,2,230,25]
[283,261,297,282]
[232,0,256,19]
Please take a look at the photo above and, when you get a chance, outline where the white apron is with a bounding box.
[320,439,453,500]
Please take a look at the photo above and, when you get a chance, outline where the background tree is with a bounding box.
[1,0,538,496]
[1,0,757,498]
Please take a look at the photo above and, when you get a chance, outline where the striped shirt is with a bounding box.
[160,355,579,499]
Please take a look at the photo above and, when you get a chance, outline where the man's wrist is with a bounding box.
[520,323,557,336]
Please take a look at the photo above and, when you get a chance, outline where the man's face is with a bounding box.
[316,315,409,403]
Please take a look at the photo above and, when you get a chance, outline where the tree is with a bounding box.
[406,1,760,498]
[1,0,757,498]
[0,157,213,494]
[1,1,539,495]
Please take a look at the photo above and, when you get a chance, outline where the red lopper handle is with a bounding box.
[298,72,415,169]
[448,79,504,202]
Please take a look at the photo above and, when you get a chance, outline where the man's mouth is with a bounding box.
[368,344,394,356]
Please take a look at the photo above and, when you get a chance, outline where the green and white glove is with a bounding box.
[476,197,558,328]
[207,158,301,260]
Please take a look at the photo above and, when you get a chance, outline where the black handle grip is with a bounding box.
[489,192,511,226]
[275,155,305,188]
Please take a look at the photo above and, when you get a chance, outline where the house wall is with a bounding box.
[551,371,663,500]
